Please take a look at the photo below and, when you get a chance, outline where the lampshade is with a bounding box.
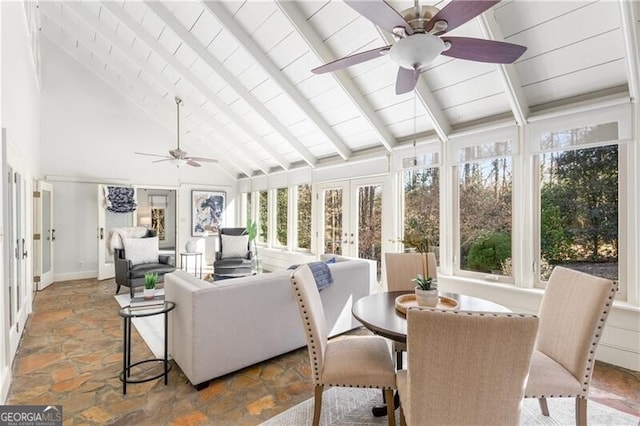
[139,216,151,226]
[389,33,445,70]
[170,158,188,167]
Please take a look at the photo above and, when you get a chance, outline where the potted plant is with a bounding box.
[143,272,158,299]
[412,274,438,307]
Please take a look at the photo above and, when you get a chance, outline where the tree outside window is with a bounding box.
[403,168,440,253]
[276,188,288,247]
[296,184,311,250]
[258,190,268,244]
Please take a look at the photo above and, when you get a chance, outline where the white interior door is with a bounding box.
[97,185,133,280]
[35,181,54,290]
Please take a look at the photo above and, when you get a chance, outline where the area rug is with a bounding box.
[259,387,639,426]
[114,290,167,359]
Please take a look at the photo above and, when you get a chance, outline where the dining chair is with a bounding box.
[397,308,539,426]
[291,264,397,426]
[524,266,617,426]
[384,252,437,369]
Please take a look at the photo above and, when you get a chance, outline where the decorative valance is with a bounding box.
[104,186,137,213]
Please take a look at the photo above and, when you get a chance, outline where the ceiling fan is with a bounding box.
[312,0,526,95]
[135,97,218,168]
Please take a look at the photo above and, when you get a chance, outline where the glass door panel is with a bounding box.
[355,183,383,278]
[323,188,345,255]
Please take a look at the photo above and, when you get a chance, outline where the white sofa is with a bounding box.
[164,256,374,389]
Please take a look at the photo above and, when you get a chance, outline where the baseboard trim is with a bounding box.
[53,271,97,283]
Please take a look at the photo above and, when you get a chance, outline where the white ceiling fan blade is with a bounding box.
[187,160,202,167]
[186,156,218,163]
[151,158,173,164]
[135,152,171,159]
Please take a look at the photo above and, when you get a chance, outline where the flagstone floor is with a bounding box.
[6,278,640,425]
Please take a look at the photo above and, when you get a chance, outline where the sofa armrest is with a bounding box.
[115,257,130,285]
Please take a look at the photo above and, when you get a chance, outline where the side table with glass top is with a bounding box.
[180,252,203,278]
[118,301,175,395]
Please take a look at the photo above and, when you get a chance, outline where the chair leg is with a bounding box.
[399,406,406,426]
[116,283,121,294]
[538,397,549,416]
[384,388,395,426]
[312,385,323,426]
[576,397,587,426]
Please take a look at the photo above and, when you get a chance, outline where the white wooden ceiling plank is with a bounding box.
[277,0,397,151]
[442,94,512,125]
[189,58,213,81]
[263,94,308,126]
[138,3,167,40]
[307,0,357,42]
[324,17,381,61]
[280,51,316,86]
[174,43,199,69]
[122,2,147,24]
[95,4,120,35]
[146,3,317,171]
[229,97,253,117]
[215,85,241,106]
[164,1,204,31]
[434,72,505,111]
[232,1,278,37]
[221,48,254,76]
[507,2,621,61]
[238,64,270,92]
[40,7,243,179]
[517,30,625,86]
[189,8,222,47]
[105,1,291,171]
[156,25,182,54]
[618,0,640,102]
[62,1,263,175]
[267,33,309,71]
[522,61,628,107]
[495,1,589,38]
[203,0,353,160]
[252,9,293,53]
[250,79,282,104]
[206,27,239,63]
[479,12,529,125]
[385,116,435,138]
[294,74,335,101]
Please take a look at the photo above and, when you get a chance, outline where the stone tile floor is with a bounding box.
[6,278,640,425]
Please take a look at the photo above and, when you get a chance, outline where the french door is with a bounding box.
[317,177,384,278]
[97,185,133,280]
[35,181,54,290]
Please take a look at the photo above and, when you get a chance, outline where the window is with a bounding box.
[296,184,311,250]
[537,124,619,284]
[258,190,268,244]
[456,142,513,277]
[403,167,440,253]
[242,192,252,226]
[275,188,288,247]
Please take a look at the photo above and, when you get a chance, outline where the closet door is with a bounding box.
[35,180,54,290]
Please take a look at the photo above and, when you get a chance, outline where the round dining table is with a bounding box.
[352,290,512,344]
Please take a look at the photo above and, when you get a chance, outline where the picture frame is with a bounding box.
[191,190,225,236]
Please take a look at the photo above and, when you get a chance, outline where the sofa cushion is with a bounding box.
[221,234,249,259]
[123,237,159,266]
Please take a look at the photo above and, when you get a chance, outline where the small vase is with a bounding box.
[415,287,439,307]
[143,288,155,300]
[185,240,198,253]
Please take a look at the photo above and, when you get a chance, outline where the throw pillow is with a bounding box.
[123,237,159,266]
[221,234,249,259]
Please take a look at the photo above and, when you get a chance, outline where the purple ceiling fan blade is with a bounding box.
[187,160,202,167]
[426,0,501,34]
[345,0,413,35]
[395,67,420,95]
[312,45,391,74]
[441,37,526,63]
[187,157,219,163]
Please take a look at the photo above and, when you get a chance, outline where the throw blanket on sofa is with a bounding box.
[289,261,334,291]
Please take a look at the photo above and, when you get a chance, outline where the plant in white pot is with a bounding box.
[143,272,158,299]
[412,274,438,307]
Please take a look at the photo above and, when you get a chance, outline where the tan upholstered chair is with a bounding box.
[384,252,438,369]
[291,265,396,426]
[524,266,617,426]
[397,309,539,426]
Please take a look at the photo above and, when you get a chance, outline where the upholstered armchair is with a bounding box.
[213,227,253,278]
[114,229,175,297]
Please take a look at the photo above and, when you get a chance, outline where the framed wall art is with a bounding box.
[191,190,225,236]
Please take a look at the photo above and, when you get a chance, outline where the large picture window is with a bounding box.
[275,188,288,247]
[537,124,619,284]
[296,184,312,250]
[456,142,513,277]
[258,190,268,244]
[403,167,440,253]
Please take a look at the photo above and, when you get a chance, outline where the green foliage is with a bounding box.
[412,274,434,290]
[467,232,511,273]
[276,188,288,246]
[144,272,158,289]
[403,168,440,251]
[297,184,312,249]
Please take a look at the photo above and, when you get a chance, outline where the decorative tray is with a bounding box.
[394,294,459,314]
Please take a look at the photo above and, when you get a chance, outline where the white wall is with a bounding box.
[1,0,41,404]
[38,37,237,280]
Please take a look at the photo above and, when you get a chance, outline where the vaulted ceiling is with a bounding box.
[37,1,640,178]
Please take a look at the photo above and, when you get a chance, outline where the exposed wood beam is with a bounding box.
[376,29,452,142]
[147,2,317,168]
[619,0,640,102]
[62,1,266,175]
[40,3,245,179]
[100,1,291,171]
[478,13,529,126]
[275,0,397,152]
[199,0,351,161]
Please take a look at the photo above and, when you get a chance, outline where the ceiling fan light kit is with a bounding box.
[312,0,526,95]
[135,96,218,168]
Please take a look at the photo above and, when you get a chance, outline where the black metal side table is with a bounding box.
[118,301,175,395]
[180,252,203,278]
